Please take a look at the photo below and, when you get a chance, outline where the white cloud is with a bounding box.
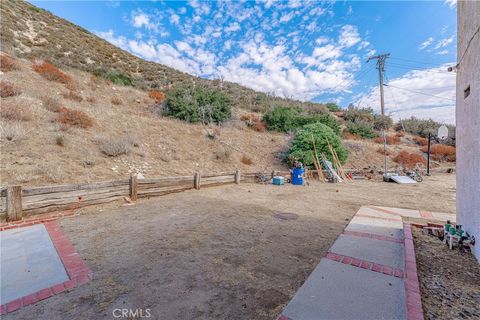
[437,49,449,55]
[419,37,434,50]
[444,0,457,8]
[339,25,361,48]
[224,22,240,32]
[132,12,158,31]
[170,14,180,25]
[280,12,295,23]
[357,64,456,123]
[434,35,455,49]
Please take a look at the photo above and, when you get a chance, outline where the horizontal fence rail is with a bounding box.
[0,169,273,222]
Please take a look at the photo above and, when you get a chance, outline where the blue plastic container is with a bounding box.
[292,168,305,185]
[272,176,285,185]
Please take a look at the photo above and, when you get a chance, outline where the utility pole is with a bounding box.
[368,53,390,180]
[367,53,390,115]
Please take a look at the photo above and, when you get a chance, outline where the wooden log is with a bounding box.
[137,185,194,198]
[6,186,22,221]
[138,179,194,190]
[234,170,241,184]
[22,179,129,196]
[129,174,138,202]
[194,172,200,190]
[137,176,193,184]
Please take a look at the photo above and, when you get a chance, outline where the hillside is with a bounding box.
[0,0,328,113]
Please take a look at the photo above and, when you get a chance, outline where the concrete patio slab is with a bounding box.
[282,259,407,320]
[370,206,421,219]
[346,216,404,239]
[330,234,405,269]
[0,224,69,304]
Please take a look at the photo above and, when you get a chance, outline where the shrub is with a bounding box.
[0,54,19,72]
[287,122,348,168]
[393,151,426,169]
[148,90,165,102]
[94,69,132,86]
[111,97,122,105]
[344,106,374,124]
[240,155,253,165]
[251,120,266,132]
[32,61,71,84]
[214,147,231,161]
[0,101,31,121]
[373,135,400,145]
[56,135,65,146]
[377,147,392,156]
[56,107,93,128]
[98,135,136,156]
[373,114,393,131]
[421,144,456,161]
[346,121,377,139]
[263,106,340,134]
[166,85,231,124]
[397,117,456,145]
[0,121,27,141]
[41,96,62,112]
[241,113,266,132]
[304,104,329,115]
[0,81,21,98]
[62,90,83,102]
[413,136,428,146]
[326,102,339,112]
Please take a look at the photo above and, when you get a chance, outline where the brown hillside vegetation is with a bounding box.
[0,0,327,113]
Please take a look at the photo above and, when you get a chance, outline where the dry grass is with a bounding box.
[343,132,363,140]
[0,121,27,141]
[97,135,137,157]
[393,151,426,168]
[148,90,165,102]
[373,135,401,145]
[0,100,32,121]
[35,164,65,183]
[0,53,20,72]
[214,147,232,161]
[0,81,21,98]
[41,96,62,112]
[111,96,123,105]
[421,144,456,162]
[395,131,405,137]
[376,147,392,156]
[240,155,253,165]
[32,61,71,84]
[413,136,428,146]
[240,113,266,132]
[62,90,83,102]
[56,107,94,128]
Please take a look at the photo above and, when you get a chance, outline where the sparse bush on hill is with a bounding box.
[326,102,340,112]
[97,135,136,156]
[345,121,377,139]
[93,69,133,86]
[263,106,340,134]
[148,90,165,102]
[413,136,428,146]
[304,104,329,115]
[287,122,348,168]
[0,81,21,98]
[373,135,401,145]
[0,53,19,72]
[41,96,62,112]
[214,147,232,161]
[240,113,266,132]
[111,96,122,105]
[344,106,375,124]
[33,61,71,84]
[56,107,93,128]
[62,90,83,102]
[240,155,253,165]
[165,85,231,124]
[393,151,426,169]
[0,121,27,141]
[0,100,32,121]
[373,114,393,131]
[421,144,456,162]
[397,117,456,145]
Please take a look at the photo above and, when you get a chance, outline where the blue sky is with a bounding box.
[31,0,458,123]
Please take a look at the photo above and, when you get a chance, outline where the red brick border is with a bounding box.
[0,210,78,231]
[356,213,403,222]
[325,252,404,278]
[403,223,424,320]
[0,221,92,315]
[368,206,405,217]
[343,230,404,243]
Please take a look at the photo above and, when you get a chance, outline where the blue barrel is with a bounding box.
[292,168,304,185]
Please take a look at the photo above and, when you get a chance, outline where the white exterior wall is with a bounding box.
[456,1,480,261]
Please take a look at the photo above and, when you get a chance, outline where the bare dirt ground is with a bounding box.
[7,174,455,320]
[413,228,480,320]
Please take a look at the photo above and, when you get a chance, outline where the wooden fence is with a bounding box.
[0,170,287,222]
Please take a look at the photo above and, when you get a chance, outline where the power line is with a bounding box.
[386,62,455,75]
[389,57,446,67]
[384,84,455,102]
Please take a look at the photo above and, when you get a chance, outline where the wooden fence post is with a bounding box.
[194,172,201,190]
[235,170,241,184]
[129,174,138,202]
[6,185,22,221]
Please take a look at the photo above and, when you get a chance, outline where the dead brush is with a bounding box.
[214,147,231,161]
[32,61,71,84]
[148,90,165,102]
[393,151,426,169]
[0,81,21,98]
[0,100,32,121]
[240,113,266,132]
[0,121,27,141]
[97,135,137,157]
[413,136,428,146]
[421,144,456,162]
[56,107,94,128]
[395,131,405,137]
[0,53,20,72]
[373,135,401,145]
[41,96,62,112]
[62,90,83,102]
[376,147,391,156]
[111,96,123,105]
[240,155,253,165]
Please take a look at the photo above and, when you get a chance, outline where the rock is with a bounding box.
[137,172,145,179]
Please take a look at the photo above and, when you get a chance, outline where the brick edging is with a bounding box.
[0,211,78,231]
[343,230,404,243]
[403,223,424,320]
[0,221,92,315]
[325,252,404,278]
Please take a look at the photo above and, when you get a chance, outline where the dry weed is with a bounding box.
[41,96,62,112]
[0,81,21,98]
[148,90,165,102]
[214,147,231,161]
[62,90,83,102]
[0,121,27,141]
[35,164,65,182]
[111,96,122,105]
[97,134,138,156]
[413,136,428,146]
[373,135,401,145]
[0,53,20,72]
[0,100,32,121]
[32,61,71,84]
[421,144,456,162]
[240,155,253,165]
[393,151,426,168]
[56,107,93,128]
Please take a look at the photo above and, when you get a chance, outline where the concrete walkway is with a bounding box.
[278,206,452,320]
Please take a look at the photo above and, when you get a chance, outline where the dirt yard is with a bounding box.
[7,174,456,320]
